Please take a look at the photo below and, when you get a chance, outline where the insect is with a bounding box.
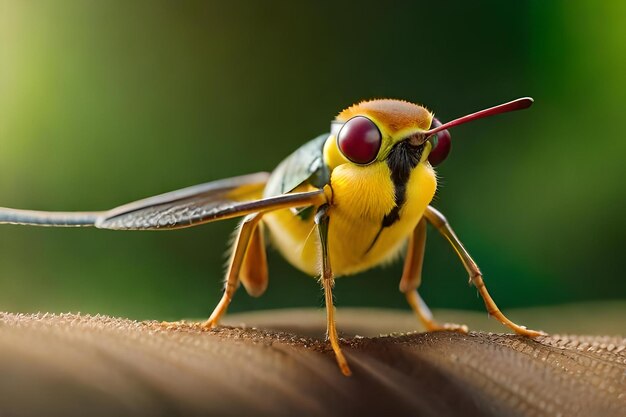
[0,97,543,376]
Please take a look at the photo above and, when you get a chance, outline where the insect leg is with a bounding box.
[423,205,544,337]
[400,218,468,333]
[239,220,268,297]
[399,218,428,293]
[315,204,351,376]
[202,212,264,329]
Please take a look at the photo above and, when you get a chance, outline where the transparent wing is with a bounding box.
[96,186,323,230]
[0,209,103,227]
[0,172,285,229]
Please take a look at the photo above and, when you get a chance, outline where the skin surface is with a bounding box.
[0,307,624,417]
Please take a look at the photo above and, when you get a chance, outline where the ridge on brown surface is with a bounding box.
[0,307,624,417]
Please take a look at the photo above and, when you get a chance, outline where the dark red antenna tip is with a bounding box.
[426,97,533,137]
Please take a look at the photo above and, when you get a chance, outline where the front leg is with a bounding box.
[423,206,544,337]
[315,204,351,376]
[400,218,468,333]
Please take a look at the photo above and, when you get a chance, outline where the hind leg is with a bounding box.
[239,220,269,298]
[161,213,267,329]
[202,212,264,329]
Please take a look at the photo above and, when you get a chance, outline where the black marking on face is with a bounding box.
[365,141,423,254]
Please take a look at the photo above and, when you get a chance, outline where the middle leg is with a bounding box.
[400,218,468,333]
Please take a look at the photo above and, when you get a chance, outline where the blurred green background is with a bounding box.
[0,1,624,321]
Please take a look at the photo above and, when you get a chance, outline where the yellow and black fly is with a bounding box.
[0,97,542,375]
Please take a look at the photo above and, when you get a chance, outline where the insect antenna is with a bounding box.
[426,97,533,138]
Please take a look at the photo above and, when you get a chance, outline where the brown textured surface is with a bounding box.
[0,306,624,417]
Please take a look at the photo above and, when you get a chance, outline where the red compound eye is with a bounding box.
[427,118,451,166]
[336,116,382,165]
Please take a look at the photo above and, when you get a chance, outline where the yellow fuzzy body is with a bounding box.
[263,137,437,278]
